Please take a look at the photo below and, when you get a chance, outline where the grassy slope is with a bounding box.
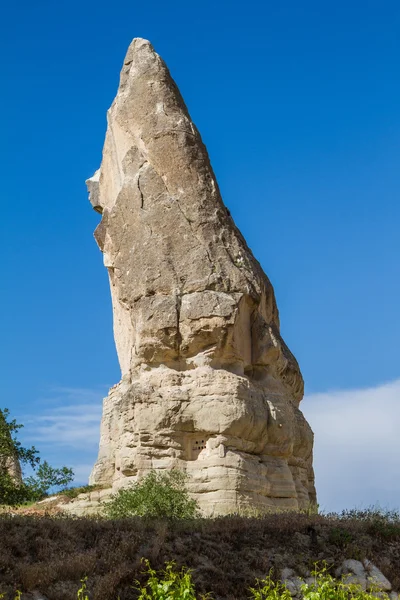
[0,511,399,600]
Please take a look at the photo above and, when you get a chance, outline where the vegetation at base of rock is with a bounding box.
[0,509,399,599]
[104,470,200,519]
[62,484,105,499]
[0,408,74,505]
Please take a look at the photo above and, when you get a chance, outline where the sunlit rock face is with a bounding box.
[87,38,316,514]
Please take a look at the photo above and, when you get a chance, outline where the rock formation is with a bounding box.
[4,456,22,484]
[0,410,22,484]
[87,38,316,514]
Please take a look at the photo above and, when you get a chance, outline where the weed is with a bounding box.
[77,577,90,600]
[136,559,210,600]
[249,571,292,600]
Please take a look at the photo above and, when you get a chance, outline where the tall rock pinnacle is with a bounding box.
[87,38,316,513]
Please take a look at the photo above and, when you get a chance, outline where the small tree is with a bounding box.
[0,408,74,505]
[0,409,40,504]
[0,409,39,474]
[25,461,74,497]
[105,469,199,519]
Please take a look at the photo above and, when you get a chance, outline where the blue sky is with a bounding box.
[1,0,399,511]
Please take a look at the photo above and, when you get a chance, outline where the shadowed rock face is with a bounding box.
[0,411,22,484]
[87,38,316,514]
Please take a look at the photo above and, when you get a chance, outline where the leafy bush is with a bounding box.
[104,469,199,519]
[136,559,209,600]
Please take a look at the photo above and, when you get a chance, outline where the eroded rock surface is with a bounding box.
[87,38,316,514]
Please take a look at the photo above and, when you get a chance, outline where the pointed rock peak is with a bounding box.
[86,39,316,515]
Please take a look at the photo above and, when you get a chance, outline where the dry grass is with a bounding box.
[0,510,398,599]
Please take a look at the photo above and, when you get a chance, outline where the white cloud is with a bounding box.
[304,379,400,512]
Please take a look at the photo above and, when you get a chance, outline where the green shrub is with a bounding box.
[104,469,199,519]
[302,563,391,600]
[136,559,209,600]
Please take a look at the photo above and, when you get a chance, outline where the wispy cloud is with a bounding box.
[305,379,400,512]
[22,387,105,449]
[16,386,107,485]
[26,404,102,447]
